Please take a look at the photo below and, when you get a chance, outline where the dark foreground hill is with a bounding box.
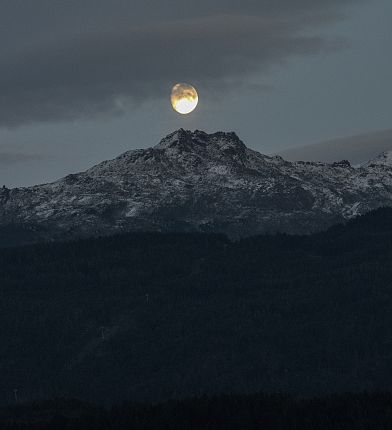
[1,208,392,405]
[2,392,392,430]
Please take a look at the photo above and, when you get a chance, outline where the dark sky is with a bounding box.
[0,0,391,186]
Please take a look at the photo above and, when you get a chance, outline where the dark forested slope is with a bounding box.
[2,392,392,430]
[1,208,392,405]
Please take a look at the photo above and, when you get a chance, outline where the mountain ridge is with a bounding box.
[1,129,392,245]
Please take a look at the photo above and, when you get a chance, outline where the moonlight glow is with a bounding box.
[171,83,198,115]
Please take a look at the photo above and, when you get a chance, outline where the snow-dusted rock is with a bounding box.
[1,129,392,242]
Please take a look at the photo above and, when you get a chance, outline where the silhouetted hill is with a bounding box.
[1,208,392,405]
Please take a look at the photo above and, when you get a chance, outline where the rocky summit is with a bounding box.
[1,128,392,245]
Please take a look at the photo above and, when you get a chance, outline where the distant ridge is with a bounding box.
[278,129,392,165]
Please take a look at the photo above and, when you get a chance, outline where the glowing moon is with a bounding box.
[171,83,198,115]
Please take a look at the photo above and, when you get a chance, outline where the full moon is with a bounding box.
[171,83,198,115]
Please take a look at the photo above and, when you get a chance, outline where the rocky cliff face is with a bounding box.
[1,129,392,243]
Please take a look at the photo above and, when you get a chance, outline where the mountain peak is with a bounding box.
[155,129,246,153]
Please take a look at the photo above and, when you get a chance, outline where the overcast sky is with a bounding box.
[0,0,391,187]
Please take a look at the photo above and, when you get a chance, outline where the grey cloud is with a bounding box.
[0,0,358,126]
